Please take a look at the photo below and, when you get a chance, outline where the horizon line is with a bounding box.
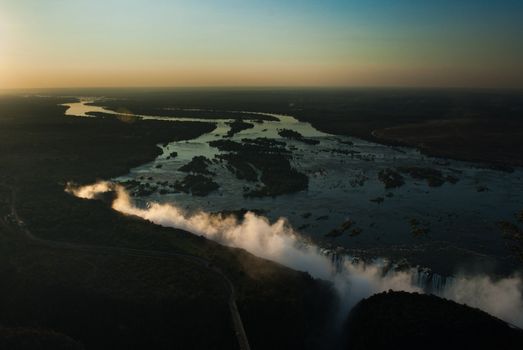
[2,85,523,93]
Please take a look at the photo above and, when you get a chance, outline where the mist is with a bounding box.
[66,181,523,327]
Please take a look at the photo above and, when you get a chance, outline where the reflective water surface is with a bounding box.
[64,99,523,275]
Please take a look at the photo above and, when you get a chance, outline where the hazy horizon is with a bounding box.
[1,0,523,89]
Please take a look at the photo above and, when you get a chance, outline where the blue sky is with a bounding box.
[1,0,522,88]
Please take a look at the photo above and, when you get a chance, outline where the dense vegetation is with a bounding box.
[278,128,320,145]
[83,88,523,168]
[225,120,255,137]
[344,291,523,350]
[89,98,278,121]
[179,156,215,175]
[209,138,308,197]
[3,89,522,348]
[174,173,220,196]
[396,166,459,187]
[0,95,336,349]
[0,327,83,350]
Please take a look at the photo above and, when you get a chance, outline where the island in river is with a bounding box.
[1,88,522,349]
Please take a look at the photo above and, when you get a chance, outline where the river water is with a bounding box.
[64,98,523,275]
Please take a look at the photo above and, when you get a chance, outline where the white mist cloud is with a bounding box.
[443,275,523,327]
[66,181,113,199]
[66,181,523,327]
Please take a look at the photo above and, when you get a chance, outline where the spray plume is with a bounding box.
[66,181,523,327]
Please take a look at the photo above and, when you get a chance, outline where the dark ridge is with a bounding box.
[0,327,83,350]
[344,291,523,350]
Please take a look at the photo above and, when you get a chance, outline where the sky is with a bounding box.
[1,0,523,89]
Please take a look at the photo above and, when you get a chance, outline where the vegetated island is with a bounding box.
[88,89,523,169]
[210,138,309,197]
[278,128,320,145]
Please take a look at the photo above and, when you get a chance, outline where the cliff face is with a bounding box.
[344,291,523,350]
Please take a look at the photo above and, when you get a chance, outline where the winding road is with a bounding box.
[0,183,251,350]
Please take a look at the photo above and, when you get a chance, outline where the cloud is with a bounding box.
[66,181,523,327]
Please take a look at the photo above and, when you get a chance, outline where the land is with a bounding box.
[378,168,405,189]
[3,88,523,348]
[210,138,308,197]
[409,218,430,237]
[0,327,83,349]
[179,156,215,175]
[225,120,255,137]
[498,220,523,262]
[373,119,523,170]
[216,153,259,182]
[376,166,460,189]
[287,89,523,169]
[344,291,523,349]
[396,166,459,187]
[325,219,355,238]
[278,129,320,145]
[0,95,336,350]
[81,88,523,168]
[88,97,278,121]
[173,174,220,196]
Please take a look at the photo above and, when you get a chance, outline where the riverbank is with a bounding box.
[82,87,523,169]
[0,95,336,349]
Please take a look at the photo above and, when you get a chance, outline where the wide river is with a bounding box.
[64,98,523,276]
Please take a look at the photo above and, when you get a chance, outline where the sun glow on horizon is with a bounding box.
[1,0,522,89]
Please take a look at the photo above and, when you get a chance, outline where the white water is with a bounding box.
[62,98,523,273]
[66,181,523,327]
[63,98,523,327]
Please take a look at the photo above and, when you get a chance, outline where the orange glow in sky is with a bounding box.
[1,0,522,89]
